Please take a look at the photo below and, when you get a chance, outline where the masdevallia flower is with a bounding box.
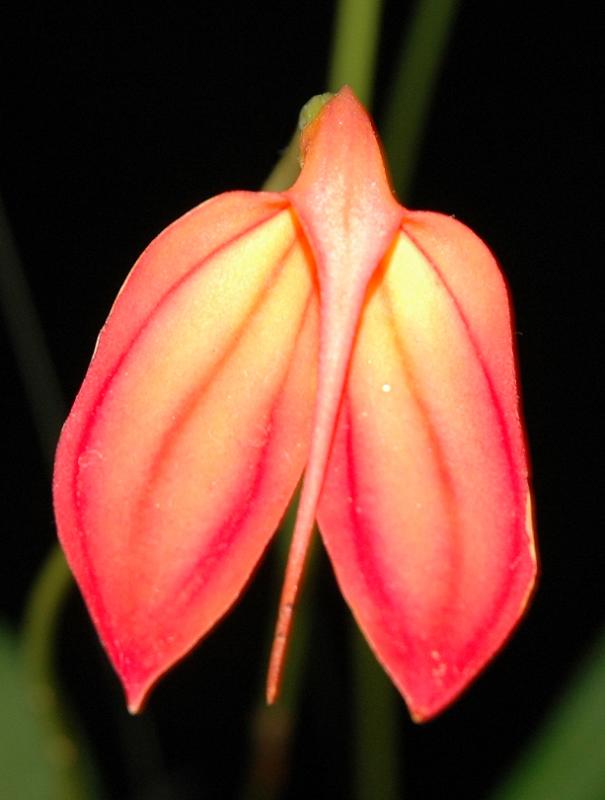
[53,87,536,721]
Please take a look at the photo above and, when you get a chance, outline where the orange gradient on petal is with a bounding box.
[54,200,319,710]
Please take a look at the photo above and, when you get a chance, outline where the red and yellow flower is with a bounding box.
[53,87,536,721]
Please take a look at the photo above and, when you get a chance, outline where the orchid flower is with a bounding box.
[53,87,536,722]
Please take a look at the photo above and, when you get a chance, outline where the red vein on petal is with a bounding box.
[400,224,521,508]
[342,395,408,637]
[133,234,299,523]
[124,287,317,701]
[335,256,459,639]
[122,288,317,710]
[131,234,308,596]
[400,223,527,665]
[337,229,532,716]
[71,204,289,646]
[175,288,317,607]
[379,280,461,621]
[341,354,457,671]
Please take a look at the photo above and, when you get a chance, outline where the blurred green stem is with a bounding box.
[327,0,384,107]
[21,548,72,720]
[382,0,460,200]
[21,549,93,799]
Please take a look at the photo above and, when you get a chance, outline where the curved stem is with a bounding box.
[21,546,95,799]
[21,548,72,711]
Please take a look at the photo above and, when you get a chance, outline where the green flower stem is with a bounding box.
[21,548,72,724]
[489,629,605,800]
[327,0,384,107]
[20,548,95,800]
[381,0,460,200]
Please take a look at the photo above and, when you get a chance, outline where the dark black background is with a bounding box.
[1,2,602,798]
